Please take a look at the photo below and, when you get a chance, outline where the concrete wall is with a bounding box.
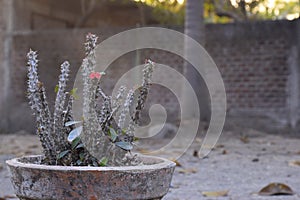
[0,0,299,133]
[7,28,184,132]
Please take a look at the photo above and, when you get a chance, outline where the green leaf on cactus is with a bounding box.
[99,157,108,166]
[70,88,78,99]
[76,143,84,149]
[54,84,59,93]
[65,121,82,126]
[115,141,133,151]
[71,137,81,149]
[67,126,83,142]
[79,152,85,161]
[57,150,70,159]
[108,127,118,142]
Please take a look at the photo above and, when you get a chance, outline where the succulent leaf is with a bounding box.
[67,126,83,142]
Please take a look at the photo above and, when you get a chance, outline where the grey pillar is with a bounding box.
[0,0,14,131]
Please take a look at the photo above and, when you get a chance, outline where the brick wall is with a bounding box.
[2,20,299,132]
[205,20,296,125]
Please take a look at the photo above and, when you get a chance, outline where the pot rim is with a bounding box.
[6,154,176,172]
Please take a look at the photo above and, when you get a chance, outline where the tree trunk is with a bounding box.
[183,0,210,121]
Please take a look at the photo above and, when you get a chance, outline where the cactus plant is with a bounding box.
[26,33,155,166]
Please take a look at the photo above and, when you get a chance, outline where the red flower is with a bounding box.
[89,72,101,80]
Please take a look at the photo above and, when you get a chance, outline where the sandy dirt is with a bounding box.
[0,128,300,200]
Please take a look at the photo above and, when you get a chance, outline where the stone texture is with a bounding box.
[6,155,176,200]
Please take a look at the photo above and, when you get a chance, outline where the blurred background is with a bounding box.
[0,0,299,135]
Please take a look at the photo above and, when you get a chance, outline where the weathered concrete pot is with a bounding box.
[6,155,175,200]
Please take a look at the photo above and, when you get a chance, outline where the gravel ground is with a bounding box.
[0,128,300,200]
[164,130,300,200]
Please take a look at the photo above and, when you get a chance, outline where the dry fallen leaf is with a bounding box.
[215,144,225,148]
[195,137,202,143]
[288,160,300,167]
[137,148,151,154]
[178,168,198,174]
[222,150,228,155]
[0,195,17,200]
[240,135,249,143]
[28,144,39,149]
[202,190,229,197]
[258,183,294,196]
[193,150,198,157]
[170,158,182,167]
[201,144,215,149]
[24,150,33,154]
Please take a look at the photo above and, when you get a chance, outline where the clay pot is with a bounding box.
[6,155,175,200]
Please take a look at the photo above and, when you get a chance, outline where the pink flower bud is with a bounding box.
[89,72,101,80]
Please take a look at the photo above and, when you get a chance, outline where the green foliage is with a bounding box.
[134,0,185,25]
[108,127,118,142]
[70,88,79,99]
[132,0,300,24]
[151,1,185,25]
[205,0,300,23]
[254,0,300,20]
[71,137,81,149]
[99,157,109,166]
[67,126,83,142]
[65,121,82,126]
[115,141,133,151]
[57,150,70,160]
[54,85,59,93]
